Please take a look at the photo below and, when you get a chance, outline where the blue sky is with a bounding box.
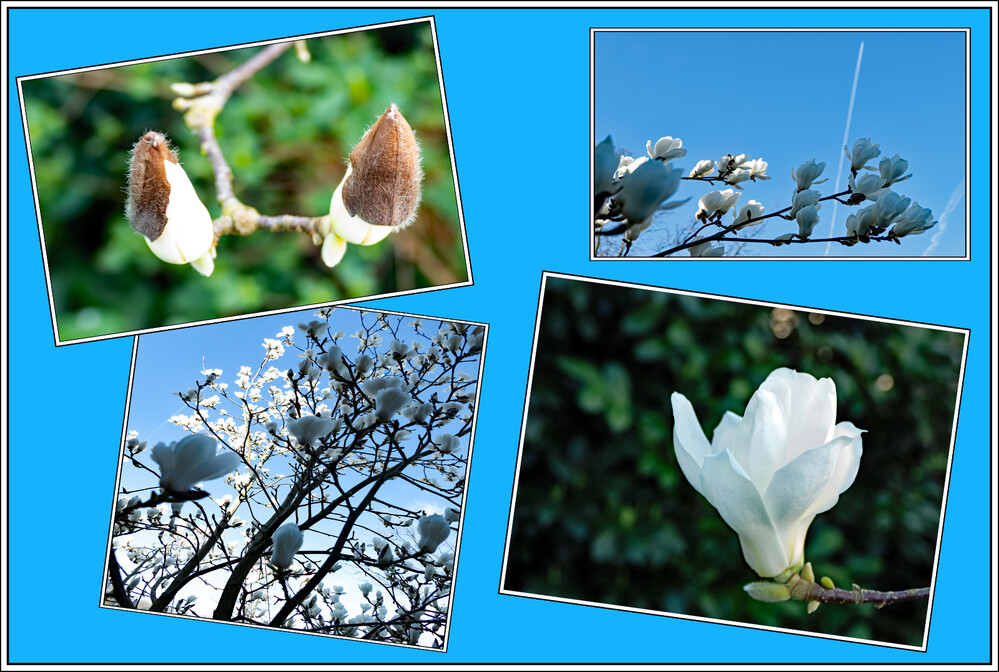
[594,30,967,258]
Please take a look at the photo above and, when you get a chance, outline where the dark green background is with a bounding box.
[504,275,964,647]
[21,21,466,343]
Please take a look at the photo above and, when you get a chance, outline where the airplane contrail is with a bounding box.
[824,41,865,256]
[922,180,964,256]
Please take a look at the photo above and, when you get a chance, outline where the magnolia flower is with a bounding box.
[444,507,460,523]
[726,167,753,189]
[614,155,648,180]
[878,153,912,187]
[595,135,618,197]
[270,523,304,568]
[688,238,725,257]
[646,136,688,162]
[151,435,240,493]
[731,200,765,229]
[873,191,912,231]
[374,387,410,420]
[795,204,821,239]
[126,131,215,276]
[671,368,863,578]
[790,159,827,192]
[417,514,451,553]
[788,189,821,219]
[689,159,714,178]
[617,160,683,225]
[287,416,335,448]
[696,189,740,221]
[746,158,771,181]
[320,104,423,268]
[845,137,881,173]
[716,153,748,174]
[434,433,460,454]
[890,202,937,237]
[845,203,878,237]
[849,173,888,203]
[376,542,395,566]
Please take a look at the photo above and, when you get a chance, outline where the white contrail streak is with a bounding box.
[824,41,864,256]
[922,180,964,256]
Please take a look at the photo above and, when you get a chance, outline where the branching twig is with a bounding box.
[171,41,327,243]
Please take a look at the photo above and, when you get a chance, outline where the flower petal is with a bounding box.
[671,393,713,495]
[700,450,788,577]
[731,388,788,495]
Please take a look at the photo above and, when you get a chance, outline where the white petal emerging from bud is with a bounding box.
[126,132,214,276]
[321,104,423,267]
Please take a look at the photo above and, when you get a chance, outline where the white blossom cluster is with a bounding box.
[595,134,937,256]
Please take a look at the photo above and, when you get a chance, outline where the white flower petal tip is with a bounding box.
[672,368,864,578]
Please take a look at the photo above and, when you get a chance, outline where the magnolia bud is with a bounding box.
[125,131,215,276]
[321,105,423,267]
[743,581,792,603]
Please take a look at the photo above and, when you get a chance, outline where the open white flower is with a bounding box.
[270,523,304,568]
[695,189,740,221]
[845,137,881,173]
[287,416,335,448]
[671,368,863,578]
[151,435,240,493]
[646,136,687,162]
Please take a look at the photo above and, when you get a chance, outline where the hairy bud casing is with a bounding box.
[320,104,423,267]
[125,131,215,276]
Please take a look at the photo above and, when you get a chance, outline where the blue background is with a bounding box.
[6,5,992,665]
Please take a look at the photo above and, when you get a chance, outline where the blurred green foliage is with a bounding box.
[21,22,466,342]
[505,276,964,647]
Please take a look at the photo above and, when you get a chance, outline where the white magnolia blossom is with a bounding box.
[726,167,753,188]
[646,136,688,162]
[849,173,888,202]
[890,202,937,237]
[287,416,335,447]
[845,137,881,173]
[671,368,863,578]
[688,238,725,257]
[746,158,771,181]
[874,191,912,230]
[716,153,748,174]
[696,189,740,221]
[689,159,714,178]
[790,159,827,192]
[270,523,304,568]
[417,514,451,553]
[878,153,912,187]
[151,435,240,493]
[374,387,411,420]
[616,160,683,226]
[845,203,878,238]
[614,155,648,180]
[795,204,821,239]
[788,189,821,219]
[434,433,460,454]
[731,200,765,230]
